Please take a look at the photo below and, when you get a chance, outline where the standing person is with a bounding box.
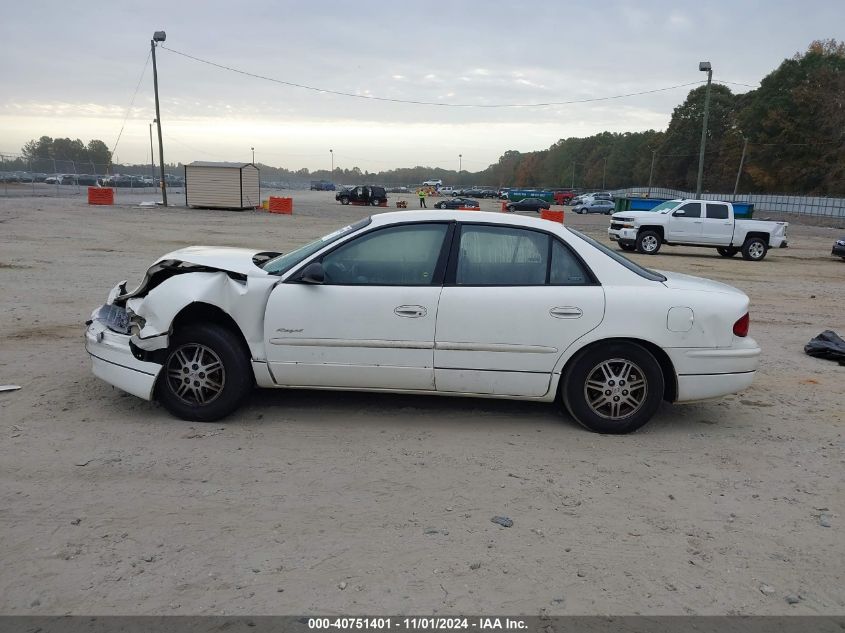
[418,188,427,208]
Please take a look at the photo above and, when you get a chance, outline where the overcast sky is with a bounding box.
[1,1,842,172]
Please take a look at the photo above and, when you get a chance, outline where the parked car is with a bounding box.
[608,199,789,260]
[335,185,388,206]
[573,199,615,215]
[832,236,845,260]
[85,210,760,434]
[553,189,576,205]
[507,197,551,212]
[433,197,480,209]
[44,175,61,185]
[422,179,443,187]
[310,180,335,191]
[438,186,454,195]
[387,186,410,193]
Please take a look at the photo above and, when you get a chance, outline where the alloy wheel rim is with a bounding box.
[642,235,658,252]
[165,343,225,406]
[584,358,648,420]
[749,242,764,258]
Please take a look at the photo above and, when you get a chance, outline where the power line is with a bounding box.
[160,45,704,108]
[111,50,152,157]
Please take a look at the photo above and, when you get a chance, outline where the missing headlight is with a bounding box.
[93,304,131,334]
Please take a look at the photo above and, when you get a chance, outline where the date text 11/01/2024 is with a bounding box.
[308,617,528,630]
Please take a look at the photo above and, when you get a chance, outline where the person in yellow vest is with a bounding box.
[418,188,428,208]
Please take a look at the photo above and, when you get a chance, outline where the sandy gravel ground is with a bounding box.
[1,190,843,615]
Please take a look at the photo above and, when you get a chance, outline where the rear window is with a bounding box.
[568,229,666,282]
[707,203,729,219]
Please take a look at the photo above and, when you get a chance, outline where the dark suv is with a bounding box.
[336,185,388,206]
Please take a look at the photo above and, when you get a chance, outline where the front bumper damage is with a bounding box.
[85,320,162,400]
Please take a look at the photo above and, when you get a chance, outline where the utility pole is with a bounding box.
[571,162,575,189]
[602,157,608,190]
[149,121,155,182]
[151,31,168,206]
[647,150,656,197]
[695,61,713,198]
[733,137,748,199]
[330,149,333,179]
[458,154,462,186]
[251,147,255,164]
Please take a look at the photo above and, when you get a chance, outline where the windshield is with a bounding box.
[262,217,372,275]
[652,200,681,213]
[567,228,667,282]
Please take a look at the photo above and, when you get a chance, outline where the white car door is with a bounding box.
[434,224,605,397]
[700,202,735,244]
[665,202,705,242]
[263,222,451,390]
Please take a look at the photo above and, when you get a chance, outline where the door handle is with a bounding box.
[394,305,427,318]
[693,220,703,224]
[550,306,582,319]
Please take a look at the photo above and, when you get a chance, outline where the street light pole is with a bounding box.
[251,147,255,164]
[602,157,608,190]
[458,154,462,186]
[151,31,167,206]
[647,149,656,197]
[330,149,333,179]
[695,61,713,198]
[733,137,748,199]
[149,121,155,182]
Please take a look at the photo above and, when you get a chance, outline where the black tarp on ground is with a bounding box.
[804,330,845,365]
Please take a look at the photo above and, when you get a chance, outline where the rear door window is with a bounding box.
[706,204,730,219]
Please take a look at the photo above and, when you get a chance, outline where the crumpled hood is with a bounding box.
[155,246,272,276]
[658,270,745,295]
[109,245,278,305]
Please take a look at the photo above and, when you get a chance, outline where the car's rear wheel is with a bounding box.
[741,237,768,261]
[717,247,739,257]
[339,197,350,205]
[561,342,664,434]
[435,202,444,209]
[156,324,252,422]
[636,230,661,254]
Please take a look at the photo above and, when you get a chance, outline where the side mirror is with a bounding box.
[673,209,686,216]
[299,262,325,284]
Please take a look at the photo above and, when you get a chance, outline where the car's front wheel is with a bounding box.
[561,342,664,434]
[156,324,253,422]
[636,230,661,254]
[339,197,350,205]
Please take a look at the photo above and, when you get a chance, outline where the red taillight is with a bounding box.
[733,313,750,337]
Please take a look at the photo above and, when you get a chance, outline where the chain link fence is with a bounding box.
[612,187,845,219]
[0,153,184,202]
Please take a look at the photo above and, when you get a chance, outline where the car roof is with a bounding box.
[369,210,567,233]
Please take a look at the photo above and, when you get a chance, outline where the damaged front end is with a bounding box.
[85,248,281,401]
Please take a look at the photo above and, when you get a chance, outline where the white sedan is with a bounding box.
[85,211,760,434]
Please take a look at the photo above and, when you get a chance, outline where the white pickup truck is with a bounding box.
[607,199,788,261]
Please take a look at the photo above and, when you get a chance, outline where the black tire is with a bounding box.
[619,242,636,252]
[741,237,768,261]
[636,230,662,254]
[717,247,739,258]
[561,341,664,434]
[506,205,514,212]
[435,202,444,209]
[156,323,253,422]
[339,197,350,205]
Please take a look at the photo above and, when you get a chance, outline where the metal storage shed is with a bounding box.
[184,161,260,210]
